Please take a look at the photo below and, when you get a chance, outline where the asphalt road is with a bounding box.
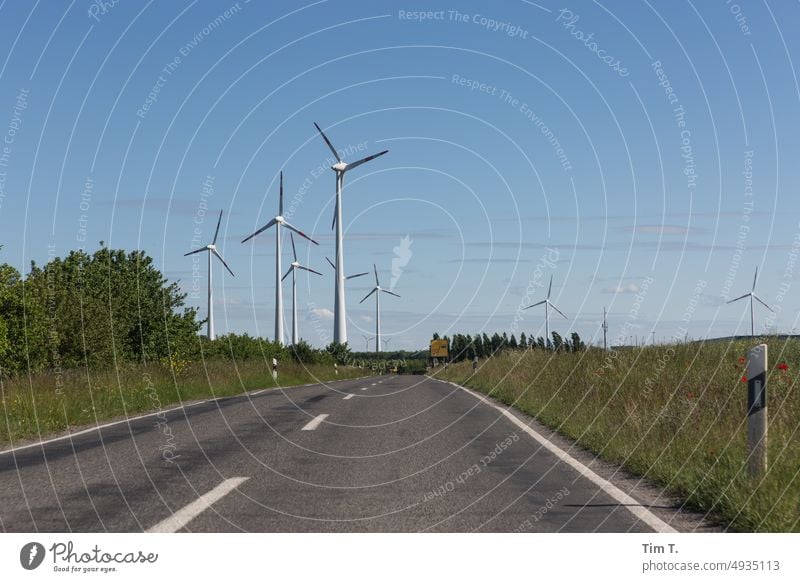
[0,374,701,532]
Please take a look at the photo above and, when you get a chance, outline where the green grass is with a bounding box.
[0,358,368,447]
[436,339,800,532]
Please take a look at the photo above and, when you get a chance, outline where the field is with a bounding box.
[0,358,366,447]
[436,339,800,532]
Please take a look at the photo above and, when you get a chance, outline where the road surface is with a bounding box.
[0,374,703,532]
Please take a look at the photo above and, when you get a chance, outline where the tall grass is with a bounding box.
[437,339,800,532]
[1,359,366,446]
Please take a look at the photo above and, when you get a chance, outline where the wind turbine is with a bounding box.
[242,172,318,346]
[325,256,368,282]
[282,233,322,346]
[523,275,567,348]
[184,210,234,341]
[313,122,388,345]
[361,334,374,351]
[727,266,774,337]
[359,264,400,353]
[602,307,608,350]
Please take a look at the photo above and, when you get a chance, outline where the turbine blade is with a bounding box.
[279,172,284,217]
[382,289,400,298]
[753,294,775,312]
[314,122,341,163]
[282,221,319,245]
[549,302,568,319]
[290,232,297,262]
[373,263,379,286]
[183,247,207,257]
[547,275,553,299]
[241,218,277,243]
[752,266,758,292]
[331,205,337,231]
[344,149,388,172]
[726,292,750,304]
[298,265,323,276]
[347,271,368,280]
[359,288,377,304]
[212,209,223,245]
[326,257,336,270]
[212,249,235,277]
[281,267,292,282]
[523,300,547,310]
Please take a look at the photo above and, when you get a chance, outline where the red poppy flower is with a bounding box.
[777,362,789,371]
[738,357,746,364]
[687,392,694,399]
[741,375,747,383]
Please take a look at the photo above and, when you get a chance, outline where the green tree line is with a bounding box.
[432,330,586,362]
[0,246,353,376]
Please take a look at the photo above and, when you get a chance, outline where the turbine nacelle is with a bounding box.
[332,161,347,172]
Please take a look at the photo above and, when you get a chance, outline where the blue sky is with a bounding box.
[1,0,799,350]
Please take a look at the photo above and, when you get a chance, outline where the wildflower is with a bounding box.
[741,375,747,383]
[687,392,694,399]
[738,357,746,364]
[777,362,789,371]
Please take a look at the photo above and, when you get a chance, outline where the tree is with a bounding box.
[570,331,586,352]
[1,247,201,373]
[473,334,484,358]
[519,332,528,349]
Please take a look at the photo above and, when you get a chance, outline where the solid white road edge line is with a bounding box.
[0,376,372,457]
[438,379,677,534]
[343,394,355,400]
[301,413,329,431]
[147,477,249,533]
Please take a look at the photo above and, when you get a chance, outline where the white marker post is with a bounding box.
[746,344,768,478]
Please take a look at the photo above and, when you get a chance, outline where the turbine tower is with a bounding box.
[523,275,567,348]
[184,209,234,341]
[282,233,322,346]
[359,264,400,353]
[313,122,388,345]
[727,266,774,336]
[242,172,318,346]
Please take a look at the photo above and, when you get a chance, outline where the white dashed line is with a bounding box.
[361,387,369,391]
[343,394,354,400]
[147,477,248,533]
[301,414,329,431]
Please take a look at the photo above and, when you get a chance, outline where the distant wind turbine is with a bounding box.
[282,233,322,346]
[242,172,318,346]
[727,266,774,336]
[184,209,234,341]
[325,256,368,282]
[523,275,567,347]
[359,265,400,353]
[313,122,388,345]
[361,334,374,351]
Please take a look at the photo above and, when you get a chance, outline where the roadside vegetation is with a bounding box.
[0,245,375,446]
[435,337,800,532]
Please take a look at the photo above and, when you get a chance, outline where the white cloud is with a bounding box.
[604,283,641,294]
[309,307,334,320]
